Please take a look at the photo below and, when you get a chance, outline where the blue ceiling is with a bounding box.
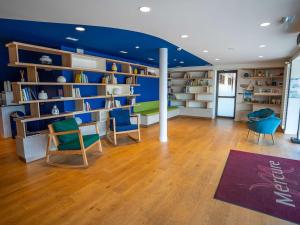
[0,18,210,68]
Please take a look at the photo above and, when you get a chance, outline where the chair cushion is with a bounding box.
[109,109,131,126]
[58,134,99,151]
[52,118,79,144]
[133,101,159,113]
[113,124,138,132]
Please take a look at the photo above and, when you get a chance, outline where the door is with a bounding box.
[216,70,237,118]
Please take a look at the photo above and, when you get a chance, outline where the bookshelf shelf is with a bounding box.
[15,82,140,86]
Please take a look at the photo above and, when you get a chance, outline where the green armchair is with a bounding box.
[46,118,102,168]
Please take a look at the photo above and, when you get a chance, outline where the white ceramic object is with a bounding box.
[130,87,134,95]
[75,117,82,125]
[51,105,59,115]
[113,87,121,95]
[57,76,66,83]
[39,55,52,65]
[38,90,48,100]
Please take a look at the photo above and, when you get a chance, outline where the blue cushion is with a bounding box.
[109,109,131,126]
[248,108,275,121]
[113,124,138,132]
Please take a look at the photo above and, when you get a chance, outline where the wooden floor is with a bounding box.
[0,117,299,225]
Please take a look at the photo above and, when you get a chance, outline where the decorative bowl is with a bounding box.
[113,87,121,95]
[57,76,66,83]
[40,55,52,65]
[38,90,48,100]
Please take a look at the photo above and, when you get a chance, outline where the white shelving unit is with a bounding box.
[235,67,285,121]
[168,70,216,118]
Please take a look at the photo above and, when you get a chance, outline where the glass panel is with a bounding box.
[218,73,236,97]
[217,97,235,117]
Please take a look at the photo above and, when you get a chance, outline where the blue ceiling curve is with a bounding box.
[0,18,210,68]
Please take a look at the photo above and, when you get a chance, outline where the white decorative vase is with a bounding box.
[57,76,66,83]
[51,105,60,115]
[113,87,121,95]
[40,55,52,65]
[38,90,48,100]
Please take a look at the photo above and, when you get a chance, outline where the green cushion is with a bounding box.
[138,106,178,116]
[52,118,79,144]
[58,134,99,151]
[133,101,159,113]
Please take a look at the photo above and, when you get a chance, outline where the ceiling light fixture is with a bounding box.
[215,58,220,61]
[75,27,85,32]
[135,46,140,49]
[180,34,189,39]
[66,37,78,41]
[259,44,266,48]
[148,58,154,61]
[203,50,208,53]
[258,55,264,58]
[139,6,151,13]
[260,22,271,27]
[179,61,184,64]
[174,59,177,61]
[177,47,182,51]
[120,50,128,54]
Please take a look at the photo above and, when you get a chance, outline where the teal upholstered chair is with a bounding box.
[107,109,140,145]
[46,118,102,167]
[247,108,281,144]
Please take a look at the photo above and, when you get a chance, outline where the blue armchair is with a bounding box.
[107,109,141,145]
[247,108,281,144]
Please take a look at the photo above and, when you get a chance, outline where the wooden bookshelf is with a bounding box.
[6,41,157,138]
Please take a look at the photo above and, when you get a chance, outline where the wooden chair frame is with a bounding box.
[106,114,141,146]
[46,122,102,168]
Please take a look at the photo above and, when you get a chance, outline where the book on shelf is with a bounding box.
[128,97,136,106]
[74,72,89,83]
[126,77,134,84]
[105,99,114,108]
[84,102,91,111]
[114,100,121,107]
[72,88,81,98]
[21,87,37,101]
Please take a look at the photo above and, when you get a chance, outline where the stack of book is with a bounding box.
[21,88,37,101]
[74,73,89,83]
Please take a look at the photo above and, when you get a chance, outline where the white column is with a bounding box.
[159,48,168,142]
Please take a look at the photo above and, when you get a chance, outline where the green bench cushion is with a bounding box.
[138,106,178,116]
[52,118,79,144]
[134,101,159,113]
[58,134,99,151]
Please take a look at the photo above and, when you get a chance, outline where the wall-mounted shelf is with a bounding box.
[15,82,140,86]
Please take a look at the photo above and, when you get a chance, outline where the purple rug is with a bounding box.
[215,150,300,224]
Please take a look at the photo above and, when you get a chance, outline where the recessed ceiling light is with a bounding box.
[177,47,182,51]
[135,46,140,49]
[258,55,264,58]
[75,26,85,32]
[203,50,208,53]
[179,61,184,64]
[180,34,189,39]
[148,58,154,61]
[120,50,128,54]
[139,6,151,13]
[66,37,78,41]
[174,59,177,61]
[215,58,220,61]
[260,22,271,27]
[259,44,266,48]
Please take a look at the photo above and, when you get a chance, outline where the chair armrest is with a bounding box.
[49,130,81,136]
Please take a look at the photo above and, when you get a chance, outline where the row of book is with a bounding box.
[126,77,135,85]
[72,88,81,98]
[21,88,37,101]
[74,73,89,83]
[105,99,121,109]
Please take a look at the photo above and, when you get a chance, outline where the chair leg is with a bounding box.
[45,136,51,164]
[271,134,275,144]
[98,140,103,153]
[113,132,117,145]
[82,150,88,167]
[257,133,261,144]
[137,129,141,142]
[247,129,250,139]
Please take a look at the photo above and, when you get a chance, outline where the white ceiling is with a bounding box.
[0,0,299,65]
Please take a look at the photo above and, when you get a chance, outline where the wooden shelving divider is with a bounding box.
[6,41,159,138]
